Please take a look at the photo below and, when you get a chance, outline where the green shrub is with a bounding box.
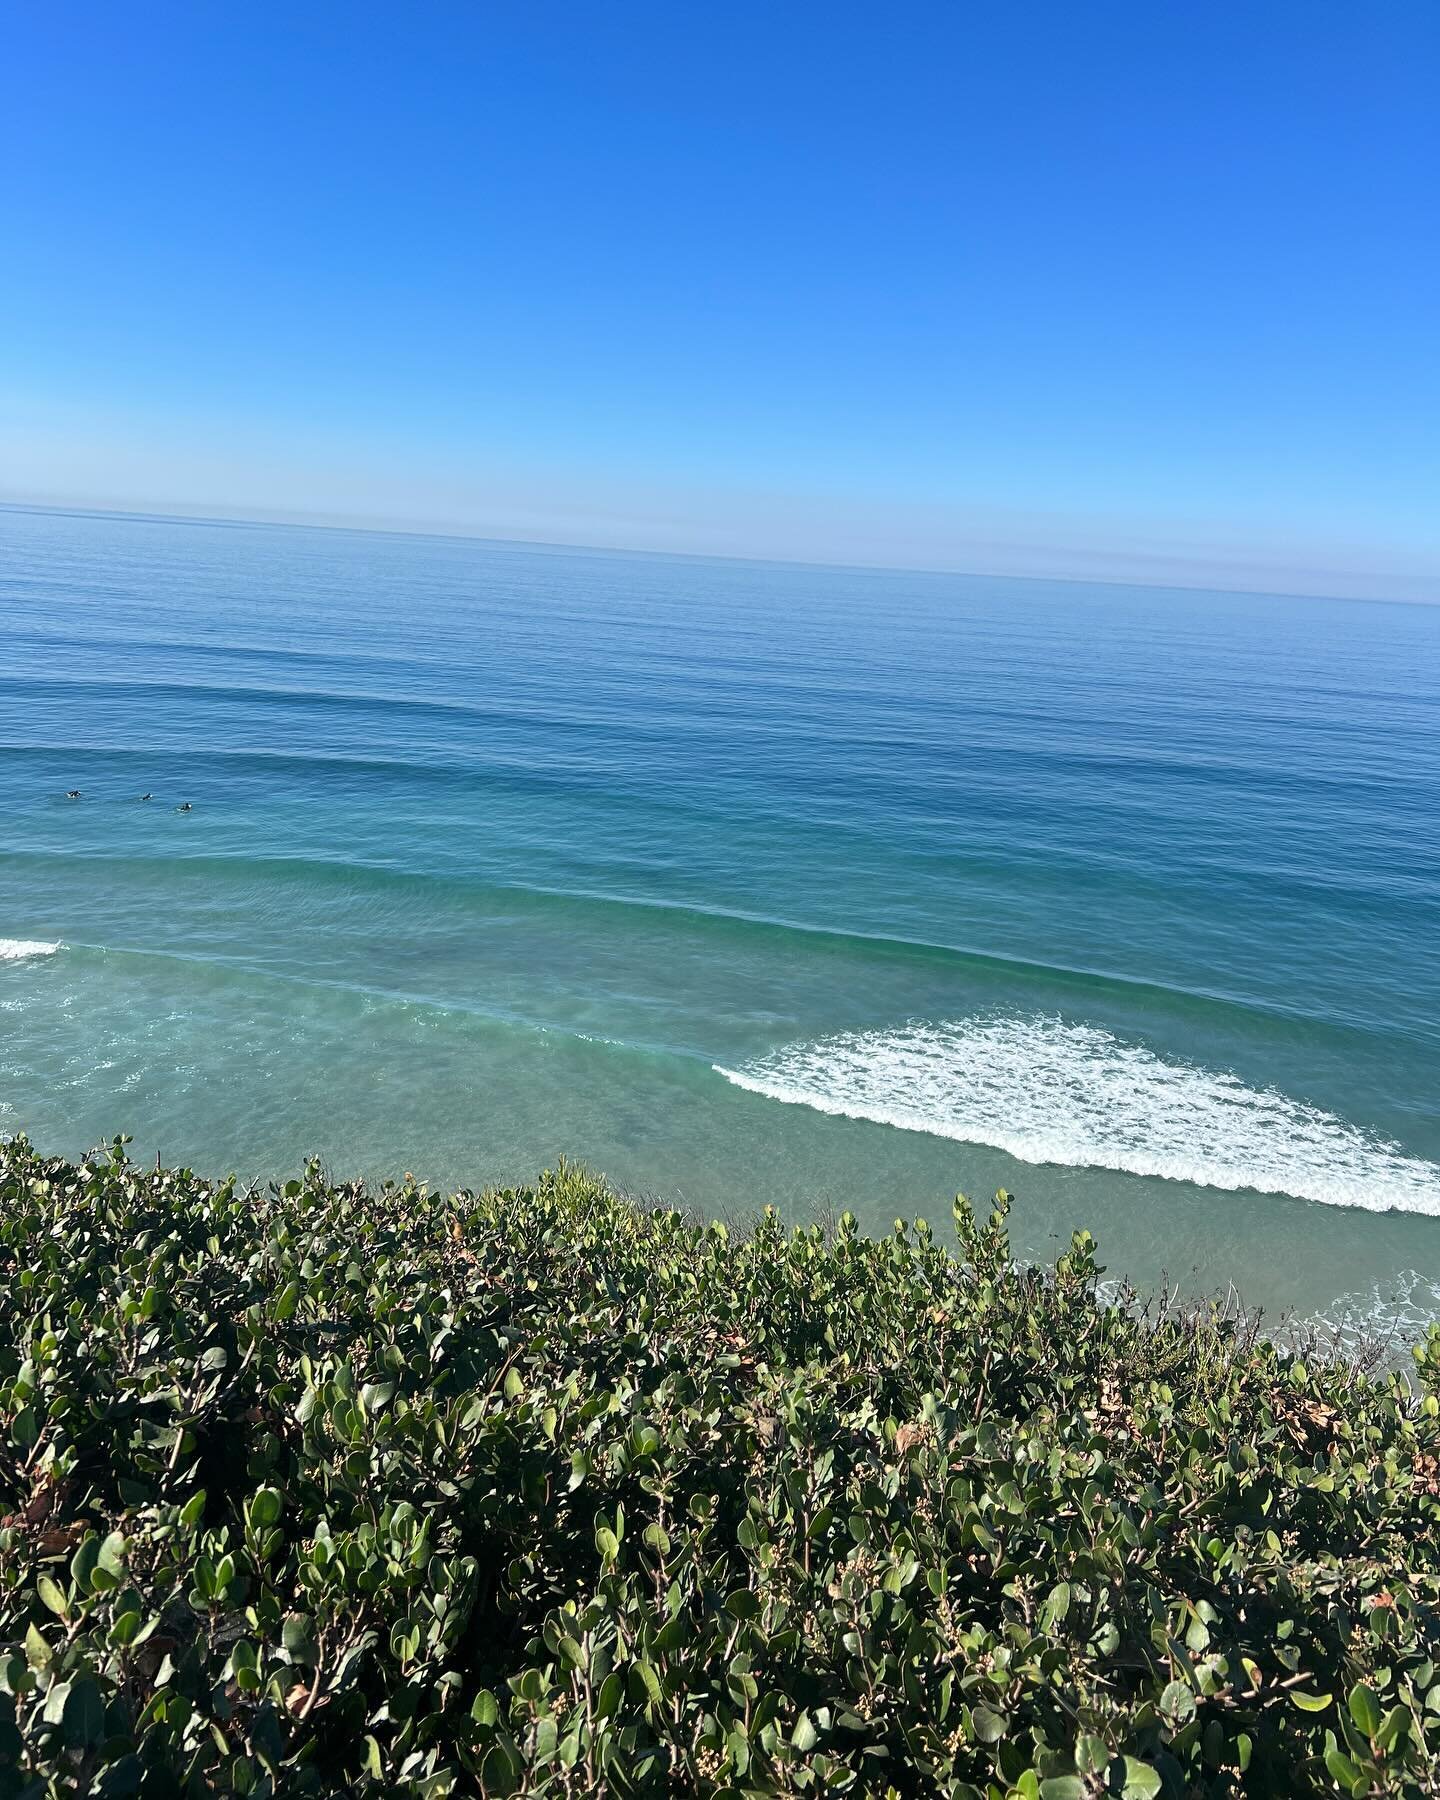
[1,1135,1437,1796]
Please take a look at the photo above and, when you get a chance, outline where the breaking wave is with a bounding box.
[0,939,61,963]
[716,1016,1440,1214]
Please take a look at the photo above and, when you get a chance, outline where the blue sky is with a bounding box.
[3,2,1437,596]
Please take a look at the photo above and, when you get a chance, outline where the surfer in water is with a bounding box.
[177,801,193,812]
[139,792,153,802]
[65,789,82,800]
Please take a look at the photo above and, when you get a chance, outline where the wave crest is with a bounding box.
[716,1016,1440,1214]
[0,939,61,963]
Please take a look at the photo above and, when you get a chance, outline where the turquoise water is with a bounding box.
[3,504,1438,1342]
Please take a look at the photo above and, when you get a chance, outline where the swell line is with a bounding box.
[0,844,1338,1035]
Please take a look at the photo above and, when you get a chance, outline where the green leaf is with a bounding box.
[1348,1682,1381,1737]
[246,1487,283,1531]
[1160,1679,1195,1721]
[35,1575,68,1618]
[1292,1690,1332,1713]
[1119,1759,1163,1800]
[595,1671,623,1720]
[1075,1734,1107,1776]
[61,1677,106,1750]
[481,1740,521,1796]
[24,1623,51,1670]
[1039,1779,1086,1800]
[971,1705,1007,1743]
[471,1688,499,1727]
[791,1710,819,1753]
[1324,1746,1362,1787]
[1040,1581,1071,1631]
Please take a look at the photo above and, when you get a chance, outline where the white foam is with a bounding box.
[716,1016,1440,1215]
[0,939,61,963]
[1312,1271,1440,1356]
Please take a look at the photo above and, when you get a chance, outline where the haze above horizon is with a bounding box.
[3,3,1437,601]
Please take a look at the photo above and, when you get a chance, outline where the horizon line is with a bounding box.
[0,494,1432,613]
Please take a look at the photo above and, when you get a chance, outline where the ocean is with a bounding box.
[3,504,1438,1346]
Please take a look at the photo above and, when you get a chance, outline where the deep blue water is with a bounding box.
[3,504,1438,1343]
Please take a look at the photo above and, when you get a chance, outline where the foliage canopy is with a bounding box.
[1,1137,1438,1796]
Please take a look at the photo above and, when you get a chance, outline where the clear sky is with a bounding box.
[3,2,1437,598]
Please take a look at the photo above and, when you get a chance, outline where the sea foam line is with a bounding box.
[715,1016,1440,1215]
[0,939,62,963]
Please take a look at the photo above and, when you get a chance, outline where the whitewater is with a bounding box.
[717,1016,1440,1216]
[0,939,61,962]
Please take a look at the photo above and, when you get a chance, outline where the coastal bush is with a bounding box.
[1,1136,1437,1798]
